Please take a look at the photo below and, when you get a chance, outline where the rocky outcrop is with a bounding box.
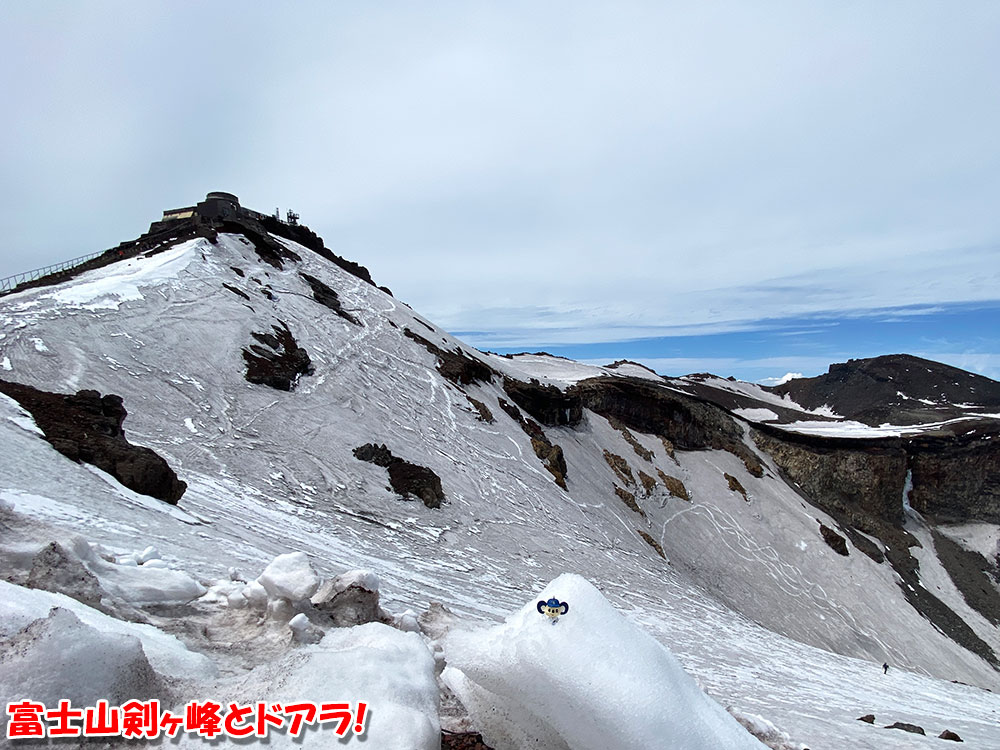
[353,444,445,509]
[657,470,690,501]
[752,428,908,525]
[299,272,360,325]
[884,722,925,735]
[772,354,1000,427]
[820,524,849,556]
[857,714,875,724]
[572,378,742,451]
[724,472,747,500]
[751,424,999,667]
[404,329,494,387]
[0,380,186,504]
[603,450,634,485]
[939,729,963,741]
[497,398,568,489]
[637,530,665,559]
[908,429,1000,523]
[931,530,1000,627]
[466,396,495,423]
[614,485,645,518]
[503,378,582,427]
[242,321,314,391]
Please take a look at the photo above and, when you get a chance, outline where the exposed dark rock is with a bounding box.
[724,472,748,500]
[752,426,999,667]
[657,470,690,501]
[884,722,925,735]
[503,378,583,427]
[931,530,1000,627]
[0,380,186,504]
[572,378,740,449]
[609,417,653,461]
[752,428,908,525]
[637,530,665,559]
[222,282,251,301]
[938,729,963,741]
[532,439,568,490]
[497,398,568,489]
[857,714,875,724]
[638,470,658,495]
[603,450,635,485]
[312,581,387,627]
[299,272,359,325]
[820,524,850,556]
[497,398,544,441]
[353,444,445,509]
[441,731,495,750]
[843,528,885,564]
[909,429,1000,524]
[259,214,382,289]
[404,328,494,386]
[466,396,495,423]
[614,485,646,518]
[27,542,104,609]
[242,321,314,391]
[230,266,245,277]
[221,219,301,269]
[661,438,676,459]
[773,354,1000,427]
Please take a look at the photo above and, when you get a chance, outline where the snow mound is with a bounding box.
[204,623,439,748]
[0,580,217,682]
[443,573,765,750]
[0,607,162,707]
[258,551,320,602]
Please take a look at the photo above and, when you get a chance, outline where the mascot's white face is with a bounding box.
[542,604,562,619]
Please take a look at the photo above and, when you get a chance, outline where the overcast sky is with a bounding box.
[2,2,999,382]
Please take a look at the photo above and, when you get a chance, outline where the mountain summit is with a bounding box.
[1,197,998,748]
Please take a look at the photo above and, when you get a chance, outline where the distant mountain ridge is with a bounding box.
[772,354,1000,426]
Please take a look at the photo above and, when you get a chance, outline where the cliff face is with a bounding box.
[909,429,1000,524]
[751,429,908,526]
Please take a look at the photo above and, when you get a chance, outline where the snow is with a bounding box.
[733,407,780,422]
[0,580,217,681]
[2,229,999,748]
[443,574,766,750]
[329,568,381,594]
[484,353,664,388]
[182,623,440,748]
[778,414,1000,437]
[1,392,44,436]
[676,375,841,418]
[257,551,320,602]
[0,606,162,708]
[1,355,11,370]
[42,240,200,311]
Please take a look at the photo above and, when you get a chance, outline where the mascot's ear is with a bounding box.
[559,602,569,614]
[537,601,546,614]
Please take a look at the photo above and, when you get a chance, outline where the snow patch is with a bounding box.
[0,580,217,681]
[443,574,765,750]
[734,407,780,422]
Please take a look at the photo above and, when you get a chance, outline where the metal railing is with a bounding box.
[0,250,107,294]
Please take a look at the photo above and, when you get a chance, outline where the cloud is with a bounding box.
[2,2,999,376]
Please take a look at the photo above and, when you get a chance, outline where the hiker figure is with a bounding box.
[882,662,889,674]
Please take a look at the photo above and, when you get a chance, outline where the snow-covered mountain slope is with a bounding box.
[2,229,999,748]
